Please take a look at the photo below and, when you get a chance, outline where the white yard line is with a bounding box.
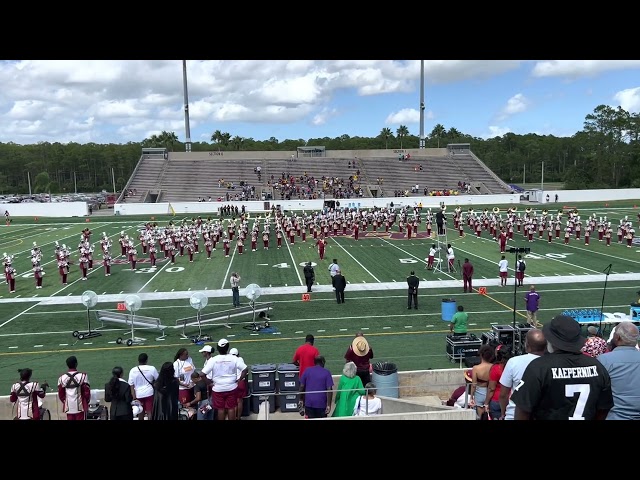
[221,244,238,289]
[0,303,40,328]
[137,254,172,293]
[331,237,381,282]
[283,237,304,286]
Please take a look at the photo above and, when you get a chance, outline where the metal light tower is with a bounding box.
[419,60,425,149]
[182,60,192,153]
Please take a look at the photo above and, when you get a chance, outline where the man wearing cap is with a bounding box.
[597,321,640,420]
[345,332,374,386]
[511,315,613,420]
[498,328,547,420]
[205,339,248,421]
[198,345,216,399]
[303,261,315,293]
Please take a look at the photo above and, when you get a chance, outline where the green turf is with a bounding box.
[1,200,639,389]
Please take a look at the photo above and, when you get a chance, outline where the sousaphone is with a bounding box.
[493,207,500,214]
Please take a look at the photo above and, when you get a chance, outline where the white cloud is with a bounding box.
[482,126,511,139]
[0,60,525,144]
[532,60,640,79]
[385,108,434,125]
[613,87,640,113]
[496,93,530,121]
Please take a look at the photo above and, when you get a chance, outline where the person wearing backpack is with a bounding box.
[516,255,526,287]
[57,355,90,420]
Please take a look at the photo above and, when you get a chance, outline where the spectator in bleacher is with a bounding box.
[331,361,364,417]
[104,366,134,421]
[597,321,640,420]
[173,348,196,406]
[581,326,608,358]
[151,362,179,420]
[128,352,159,420]
[344,332,374,386]
[293,334,320,378]
[299,355,334,419]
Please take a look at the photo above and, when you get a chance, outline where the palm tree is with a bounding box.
[447,127,462,140]
[430,124,446,148]
[211,130,223,144]
[159,131,179,151]
[379,128,393,149]
[396,125,409,149]
[220,132,232,148]
[231,136,244,150]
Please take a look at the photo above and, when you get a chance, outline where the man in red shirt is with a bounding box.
[292,334,320,378]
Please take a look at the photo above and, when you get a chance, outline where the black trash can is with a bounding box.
[371,361,399,398]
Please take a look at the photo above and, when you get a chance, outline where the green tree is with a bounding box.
[379,128,393,149]
[33,172,51,194]
[396,125,409,149]
[430,124,446,148]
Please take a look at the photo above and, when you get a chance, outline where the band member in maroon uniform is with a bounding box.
[178,236,185,257]
[187,242,195,262]
[119,232,127,257]
[407,222,413,239]
[352,222,359,241]
[499,229,508,253]
[140,233,148,254]
[205,237,213,259]
[79,255,89,281]
[223,234,231,257]
[6,262,16,293]
[168,243,177,264]
[301,224,307,242]
[33,262,44,289]
[276,229,283,249]
[10,368,46,420]
[289,228,295,244]
[193,236,199,254]
[129,246,138,270]
[103,253,112,276]
[262,231,269,250]
[251,232,257,252]
[57,355,90,421]
[149,243,157,267]
[316,235,327,260]
[584,227,590,246]
[58,259,69,285]
[236,237,244,255]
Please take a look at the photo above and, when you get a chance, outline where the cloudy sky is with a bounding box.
[0,60,639,145]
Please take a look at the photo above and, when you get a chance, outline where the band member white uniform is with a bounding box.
[33,263,44,289]
[446,244,455,273]
[103,253,112,276]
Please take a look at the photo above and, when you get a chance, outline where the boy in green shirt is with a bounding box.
[450,306,468,336]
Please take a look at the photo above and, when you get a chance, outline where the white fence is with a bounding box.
[2,202,88,218]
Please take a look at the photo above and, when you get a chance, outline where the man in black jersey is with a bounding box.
[511,315,613,420]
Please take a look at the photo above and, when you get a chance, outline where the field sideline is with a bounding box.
[0,200,639,388]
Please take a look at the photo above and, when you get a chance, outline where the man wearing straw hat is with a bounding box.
[345,331,374,386]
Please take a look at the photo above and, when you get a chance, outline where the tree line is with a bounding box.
[0,104,637,194]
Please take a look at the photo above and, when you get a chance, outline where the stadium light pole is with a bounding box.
[508,246,530,329]
[182,60,192,153]
[419,60,425,149]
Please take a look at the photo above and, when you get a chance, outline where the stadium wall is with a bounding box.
[169,148,449,160]
[530,188,640,203]
[1,202,87,218]
[114,194,521,216]
[114,187,640,216]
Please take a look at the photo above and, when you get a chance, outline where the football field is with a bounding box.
[1,201,640,389]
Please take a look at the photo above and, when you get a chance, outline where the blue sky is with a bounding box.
[0,60,638,145]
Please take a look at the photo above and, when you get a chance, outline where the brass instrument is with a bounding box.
[483,208,489,214]
[493,207,500,214]
[542,209,548,216]
[468,207,473,213]
[525,208,532,214]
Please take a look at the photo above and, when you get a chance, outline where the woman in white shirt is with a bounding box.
[173,348,196,405]
[352,382,383,416]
